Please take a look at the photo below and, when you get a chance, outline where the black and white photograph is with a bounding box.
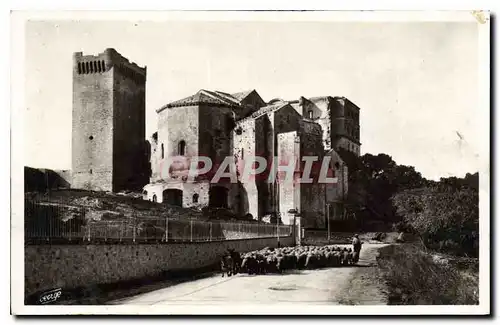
[10,10,490,315]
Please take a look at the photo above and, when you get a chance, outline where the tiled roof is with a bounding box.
[236,102,289,124]
[158,89,241,111]
[206,90,240,105]
[158,89,263,113]
[231,89,255,101]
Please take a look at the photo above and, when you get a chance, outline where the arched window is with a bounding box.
[193,193,199,203]
[178,140,186,156]
[152,194,157,203]
[161,144,164,159]
[308,110,313,119]
[241,148,244,161]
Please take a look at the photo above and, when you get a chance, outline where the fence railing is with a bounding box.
[24,198,293,244]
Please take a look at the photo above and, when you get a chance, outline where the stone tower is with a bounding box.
[72,48,148,192]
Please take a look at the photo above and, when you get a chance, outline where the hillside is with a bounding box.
[25,189,205,222]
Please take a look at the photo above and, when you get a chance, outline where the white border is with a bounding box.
[10,10,491,316]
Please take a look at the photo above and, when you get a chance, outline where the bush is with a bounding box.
[377,244,478,305]
[392,187,478,257]
[391,221,414,233]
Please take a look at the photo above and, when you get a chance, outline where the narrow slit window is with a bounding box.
[178,140,186,156]
[161,143,164,159]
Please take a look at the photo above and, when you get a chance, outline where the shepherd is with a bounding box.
[227,248,242,275]
[352,234,362,263]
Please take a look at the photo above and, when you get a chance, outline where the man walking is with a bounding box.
[352,234,362,263]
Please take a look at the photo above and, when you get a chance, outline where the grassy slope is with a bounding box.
[25,189,205,221]
[376,244,478,305]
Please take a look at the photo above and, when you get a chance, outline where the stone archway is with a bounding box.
[209,186,228,208]
[163,189,183,207]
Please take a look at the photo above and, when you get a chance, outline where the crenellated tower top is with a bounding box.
[72,48,146,81]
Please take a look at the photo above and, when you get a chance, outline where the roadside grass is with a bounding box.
[376,244,478,305]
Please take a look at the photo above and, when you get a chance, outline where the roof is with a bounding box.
[267,98,285,105]
[157,89,258,113]
[236,102,290,124]
[211,90,241,105]
[231,89,255,101]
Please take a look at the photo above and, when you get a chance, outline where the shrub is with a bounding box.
[377,244,478,305]
[392,187,478,257]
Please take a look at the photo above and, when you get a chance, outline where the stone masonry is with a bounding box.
[72,48,149,192]
[144,90,362,228]
[70,48,361,228]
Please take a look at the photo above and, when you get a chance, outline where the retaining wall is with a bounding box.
[25,235,294,299]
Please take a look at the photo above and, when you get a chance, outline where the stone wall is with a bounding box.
[298,96,332,150]
[112,62,148,192]
[149,132,160,182]
[233,118,258,218]
[25,235,294,299]
[335,137,361,156]
[236,90,266,119]
[144,180,210,209]
[277,131,300,225]
[198,104,233,165]
[331,97,361,156]
[166,105,200,159]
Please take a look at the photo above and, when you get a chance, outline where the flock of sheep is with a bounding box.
[221,245,360,277]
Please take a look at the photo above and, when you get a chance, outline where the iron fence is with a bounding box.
[24,198,293,244]
[24,198,87,243]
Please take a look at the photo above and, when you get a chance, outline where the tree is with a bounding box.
[392,186,479,256]
[337,149,427,230]
[335,148,479,240]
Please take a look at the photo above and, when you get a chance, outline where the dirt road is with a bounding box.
[109,243,388,305]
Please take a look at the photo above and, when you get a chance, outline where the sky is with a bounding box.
[24,19,482,180]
